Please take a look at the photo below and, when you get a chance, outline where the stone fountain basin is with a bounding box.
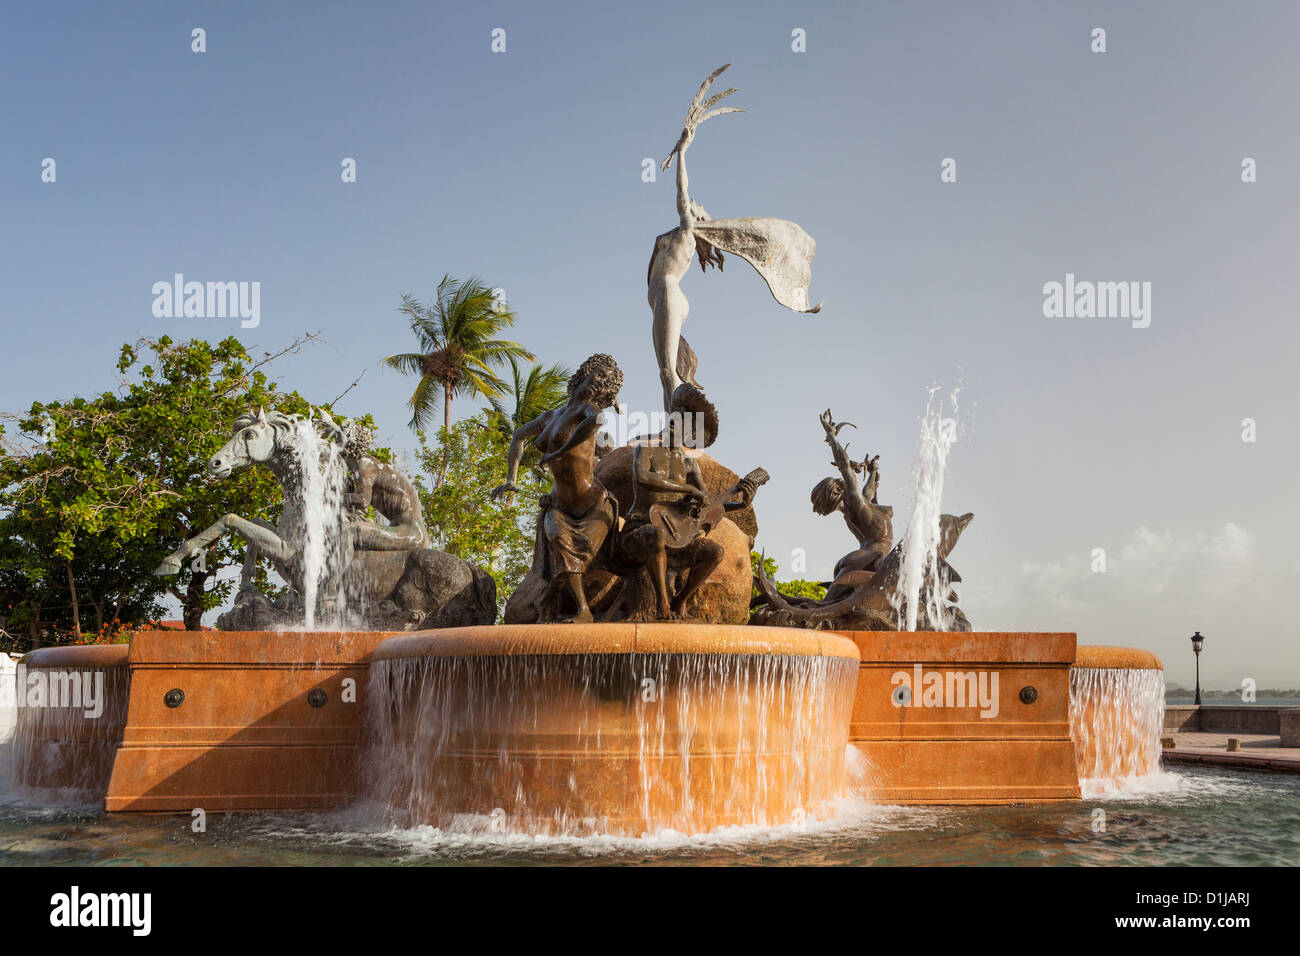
[368,624,861,835]
[1069,645,1166,783]
[5,629,1165,825]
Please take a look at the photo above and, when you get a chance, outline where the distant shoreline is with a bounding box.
[1165,697,1300,706]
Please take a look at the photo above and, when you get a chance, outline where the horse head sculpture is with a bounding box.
[208,407,298,479]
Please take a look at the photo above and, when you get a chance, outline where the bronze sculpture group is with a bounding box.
[495,359,764,623]
[154,64,973,633]
[751,409,973,631]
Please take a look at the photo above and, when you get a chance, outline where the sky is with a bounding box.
[2,1,1298,687]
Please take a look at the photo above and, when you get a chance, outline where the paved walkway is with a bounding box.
[1163,731,1300,773]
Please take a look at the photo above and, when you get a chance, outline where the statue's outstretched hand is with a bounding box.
[819,409,835,437]
[820,408,855,444]
[490,482,518,502]
[661,127,695,171]
[660,64,744,171]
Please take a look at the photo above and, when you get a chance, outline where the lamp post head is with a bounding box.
[1190,631,1205,655]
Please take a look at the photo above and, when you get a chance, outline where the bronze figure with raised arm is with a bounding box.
[492,354,624,623]
[811,409,895,582]
[620,384,763,620]
[648,64,822,411]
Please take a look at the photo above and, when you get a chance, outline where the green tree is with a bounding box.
[414,414,550,617]
[749,551,827,606]
[382,275,533,434]
[0,335,331,641]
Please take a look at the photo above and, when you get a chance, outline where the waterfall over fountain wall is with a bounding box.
[6,646,131,804]
[1069,654,1165,789]
[364,625,860,837]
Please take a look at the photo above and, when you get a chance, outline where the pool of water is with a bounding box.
[1,766,1295,866]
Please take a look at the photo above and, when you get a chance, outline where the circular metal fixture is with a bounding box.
[308,688,328,709]
[1019,685,1038,705]
[892,684,912,706]
[164,688,185,708]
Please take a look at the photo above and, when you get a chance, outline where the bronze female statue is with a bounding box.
[492,354,624,623]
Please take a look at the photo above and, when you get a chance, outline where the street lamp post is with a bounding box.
[1190,631,1205,705]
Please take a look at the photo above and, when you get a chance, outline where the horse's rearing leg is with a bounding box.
[154,513,292,577]
[238,516,277,591]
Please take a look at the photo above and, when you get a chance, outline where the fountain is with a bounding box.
[367,624,858,835]
[3,63,1169,833]
[8,644,130,804]
[1070,647,1166,789]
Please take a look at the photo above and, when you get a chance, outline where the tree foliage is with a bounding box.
[383,275,533,433]
[749,551,827,605]
[0,335,322,646]
[414,414,550,617]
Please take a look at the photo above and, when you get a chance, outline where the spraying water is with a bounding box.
[893,388,960,631]
[289,417,351,630]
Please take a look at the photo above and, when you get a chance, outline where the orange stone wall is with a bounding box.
[834,631,1082,804]
[16,628,1168,816]
[104,631,392,811]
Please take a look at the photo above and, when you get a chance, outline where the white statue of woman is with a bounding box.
[648,64,823,411]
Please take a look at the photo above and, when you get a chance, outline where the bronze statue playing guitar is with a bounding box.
[621,384,766,620]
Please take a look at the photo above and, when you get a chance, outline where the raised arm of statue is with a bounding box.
[662,65,743,230]
[492,413,546,499]
[861,454,881,504]
[820,409,867,508]
[674,133,694,230]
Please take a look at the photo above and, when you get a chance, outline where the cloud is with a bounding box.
[966,523,1260,625]
[1113,523,1257,597]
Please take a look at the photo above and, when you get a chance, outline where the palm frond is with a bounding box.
[386,275,540,432]
[381,352,427,376]
[406,373,441,432]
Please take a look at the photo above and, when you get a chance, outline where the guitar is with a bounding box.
[651,467,770,547]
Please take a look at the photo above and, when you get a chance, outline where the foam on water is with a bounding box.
[263,782,918,860]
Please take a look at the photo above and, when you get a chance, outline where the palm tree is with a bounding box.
[487,356,571,432]
[382,275,534,433]
[487,356,571,473]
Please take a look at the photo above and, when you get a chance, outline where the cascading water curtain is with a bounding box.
[8,664,130,803]
[1069,666,1166,785]
[363,651,858,837]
